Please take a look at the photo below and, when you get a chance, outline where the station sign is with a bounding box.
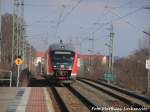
[146,60,150,69]
[15,58,23,65]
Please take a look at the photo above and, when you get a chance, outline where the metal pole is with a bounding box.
[12,0,15,66]
[108,39,111,74]
[0,0,2,63]
[10,71,12,87]
[29,45,31,72]
[41,62,42,73]
[17,65,20,88]
[16,0,19,57]
[143,31,150,96]
[80,43,82,54]
[110,24,114,74]
[12,0,19,65]
[92,33,94,54]
[107,24,114,74]
[20,0,24,69]
[148,36,150,96]
[105,24,115,83]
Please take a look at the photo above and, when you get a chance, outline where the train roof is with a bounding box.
[49,42,75,51]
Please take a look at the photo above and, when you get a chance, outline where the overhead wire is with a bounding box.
[93,0,110,26]
[25,0,81,42]
[53,0,82,40]
[76,0,148,53]
[90,0,137,34]
[78,0,135,43]
[54,5,66,39]
[108,8,148,35]
[77,0,110,45]
[26,13,55,26]
[89,3,148,36]
[24,3,56,7]
[94,0,134,23]
[24,1,59,27]
[60,0,82,23]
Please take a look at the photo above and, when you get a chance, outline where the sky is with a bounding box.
[1,0,150,57]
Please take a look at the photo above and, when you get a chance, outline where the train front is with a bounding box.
[49,44,78,83]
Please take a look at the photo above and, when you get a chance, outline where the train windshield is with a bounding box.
[51,51,75,64]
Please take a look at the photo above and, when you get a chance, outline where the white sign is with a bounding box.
[146,60,150,69]
[78,58,80,67]
[102,56,107,64]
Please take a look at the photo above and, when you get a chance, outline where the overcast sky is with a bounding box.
[1,0,150,57]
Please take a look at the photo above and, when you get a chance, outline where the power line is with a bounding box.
[24,4,56,7]
[93,0,110,26]
[76,4,147,53]
[60,0,82,23]
[54,4,66,39]
[90,5,146,35]
[78,0,137,43]
[92,0,135,26]
[26,14,54,26]
[108,7,146,34]
[54,0,82,39]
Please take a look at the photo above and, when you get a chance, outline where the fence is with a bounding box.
[0,69,12,87]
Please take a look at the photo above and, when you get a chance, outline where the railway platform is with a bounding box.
[30,73,45,80]
[0,87,54,112]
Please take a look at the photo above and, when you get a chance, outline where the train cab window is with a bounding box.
[51,51,74,63]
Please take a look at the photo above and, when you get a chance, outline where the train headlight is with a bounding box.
[53,65,57,68]
[69,66,72,69]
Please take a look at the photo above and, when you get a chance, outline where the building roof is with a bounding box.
[79,54,104,61]
[35,51,45,57]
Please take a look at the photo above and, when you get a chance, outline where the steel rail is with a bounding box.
[50,86,69,112]
[65,84,98,111]
[77,77,150,110]
[78,77,150,104]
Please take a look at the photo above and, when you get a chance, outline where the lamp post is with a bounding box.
[88,49,93,66]
[143,31,150,96]
[104,24,115,84]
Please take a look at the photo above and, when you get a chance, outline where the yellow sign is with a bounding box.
[15,58,23,65]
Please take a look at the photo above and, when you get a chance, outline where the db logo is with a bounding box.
[60,65,64,68]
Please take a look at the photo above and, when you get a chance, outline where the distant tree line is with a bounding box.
[114,42,149,94]
[79,36,149,95]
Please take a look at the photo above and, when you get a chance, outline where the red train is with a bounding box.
[43,40,78,83]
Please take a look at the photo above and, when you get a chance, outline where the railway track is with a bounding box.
[72,80,129,110]
[29,75,149,111]
[77,77,150,111]
[47,84,97,112]
[47,82,131,112]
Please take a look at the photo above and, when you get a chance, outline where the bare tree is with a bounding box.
[114,41,149,94]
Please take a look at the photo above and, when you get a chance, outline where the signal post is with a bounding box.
[15,58,23,88]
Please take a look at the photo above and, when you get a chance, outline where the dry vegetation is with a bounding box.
[0,13,36,86]
[79,37,149,95]
[114,47,148,94]
[0,13,35,70]
[78,55,106,80]
[1,14,13,68]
